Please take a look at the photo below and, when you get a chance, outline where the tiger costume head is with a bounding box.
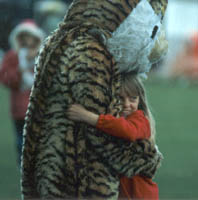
[64,0,168,76]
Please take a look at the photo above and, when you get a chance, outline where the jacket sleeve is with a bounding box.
[96,110,151,141]
[0,51,21,89]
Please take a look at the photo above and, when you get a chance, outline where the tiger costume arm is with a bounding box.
[87,130,162,178]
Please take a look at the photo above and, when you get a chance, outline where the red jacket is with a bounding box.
[96,110,159,200]
[0,50,31,119]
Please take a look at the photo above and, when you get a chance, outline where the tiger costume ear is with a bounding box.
[149,26,168,64]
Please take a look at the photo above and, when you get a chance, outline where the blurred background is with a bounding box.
[0,0,198,199]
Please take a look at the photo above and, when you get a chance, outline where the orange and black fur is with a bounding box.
[21,0,168,199]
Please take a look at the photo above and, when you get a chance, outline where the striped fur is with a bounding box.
[21,0,167,199]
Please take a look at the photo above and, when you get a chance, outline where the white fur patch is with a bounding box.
[107,0,161,77]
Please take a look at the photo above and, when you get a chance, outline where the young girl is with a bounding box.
[66,74,159,199]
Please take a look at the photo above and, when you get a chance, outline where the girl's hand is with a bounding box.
[67,104,88,122]
[66,104,99,126]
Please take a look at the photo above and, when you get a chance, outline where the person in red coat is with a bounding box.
[66,74,160,199]
[169,32,198,81]
[0,19,45,165]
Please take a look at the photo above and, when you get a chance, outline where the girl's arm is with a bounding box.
[67,104,161,179]
[66,104,99,126]
[67,104,150,141]
[97,111,150,141]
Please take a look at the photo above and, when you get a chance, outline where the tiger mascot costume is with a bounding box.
[21,0,168,199]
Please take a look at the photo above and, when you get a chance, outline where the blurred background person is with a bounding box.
[168,31,198,82]
[0,0,34,52]
[33,0,71,36]
[0,19,45,166]
[0,0,72,55]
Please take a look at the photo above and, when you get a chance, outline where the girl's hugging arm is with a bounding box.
[96,110,151,141]
[67,104,150,141]
[67,104,162,178]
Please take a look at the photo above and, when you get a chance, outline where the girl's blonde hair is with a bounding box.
[121,74,156,144]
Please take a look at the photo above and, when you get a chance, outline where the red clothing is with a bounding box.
[97,110,151,141]
[96,110,159,200]
[120,176,159,200]
[0,50,30,119]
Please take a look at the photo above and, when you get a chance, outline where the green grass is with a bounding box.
[0,77,198,199]
[145,78,198,199]
[0,86,21,199]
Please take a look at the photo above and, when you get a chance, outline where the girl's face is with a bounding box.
[119,91,140,117]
